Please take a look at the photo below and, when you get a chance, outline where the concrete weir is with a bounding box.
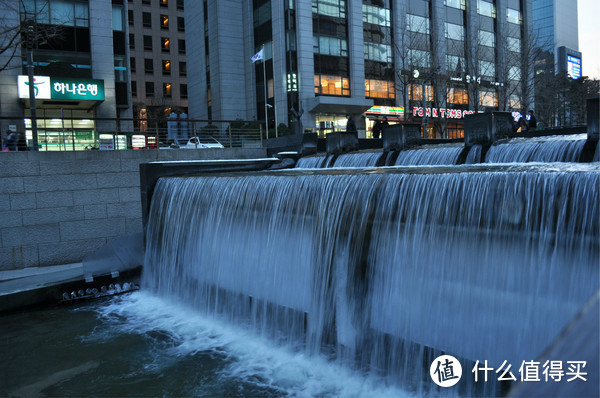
[141,163,599,395]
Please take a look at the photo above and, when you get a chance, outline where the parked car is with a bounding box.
[162,137,225,149]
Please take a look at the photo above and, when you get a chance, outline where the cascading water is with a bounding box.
[394,145,463,166]
[465,145,482,164]
[332,152,382,167]
[143,164,599,395]
[295,155,327,168]
[485,134,586,163]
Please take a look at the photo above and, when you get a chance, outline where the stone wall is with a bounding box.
[0,148,266,271]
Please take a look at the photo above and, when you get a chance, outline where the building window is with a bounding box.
[445,22,465,41]
[178,39,186,54]
[177,0,184,10]
[161,14,169,29]
[507,8,522,24]
[477,0,496,18]
[364,43,393,63]
[160,0,168,7]
[478,30,495,47]
[142,0,150,4]
[162,60,171,75]
[128,10,133,25]
[508,66,521,81]
[142,11,151,27]
[161,37,170,51]
[447,87,468,104]
[145,58,153,73]
[112,5,124,31]
[407,49,431,68]
[130,57,136,73]
[479,60,496,77]
[365,79,395,99]
[143,35,152,51]
[312,0,346,19]
[39,1,89,27]
[444,0,466,10]
[146,81,154,97]
[313,36,348,57]
[163,83,172,97]
[447,55,465,73]
[131,81,137,97]
[409,84,434,101]
[406,14,430,34]
[179,61,186,76]
[507,37,521,52]
[479,90,498,107]
[177,17,185,32]
[314,75,350,96]
[181,84,188,99]
[362,4,390,27]
[129,33,135,49]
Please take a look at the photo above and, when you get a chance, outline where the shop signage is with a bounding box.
[132,135,146,149]
[365,106,405,116]
[413,107,475,119]
[567,55,582,79]
[18,75,105,101]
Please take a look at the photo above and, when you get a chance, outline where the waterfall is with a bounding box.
[296,155,327,168]
[485,134,586,163]
[332,152,382,167]
[394,145,463,166]
[143,165,599,393]
[465,145,482,164]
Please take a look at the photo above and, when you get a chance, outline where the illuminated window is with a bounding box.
[160,14,169,29]
[161,37,170,51]
[447,87,468,104]
[509,94,521,110]
[162,60,171,75]
[479,90,498,107]
[160,0,168,7]
[409,84,434,101]
[314,75,350,96]
[163,83,172,97]
[365,79,395,99]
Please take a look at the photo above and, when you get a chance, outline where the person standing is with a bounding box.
[4,130,18,151]
[526,110,537,131]
[346,114,357,134]
[372,118,383,139]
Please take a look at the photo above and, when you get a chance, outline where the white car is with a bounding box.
[170,137,224,149]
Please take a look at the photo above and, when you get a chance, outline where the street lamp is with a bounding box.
[25,19,39,150]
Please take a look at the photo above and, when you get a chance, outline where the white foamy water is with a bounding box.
[95,291,415,398]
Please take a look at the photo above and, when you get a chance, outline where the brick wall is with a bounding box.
[0,148,266,271]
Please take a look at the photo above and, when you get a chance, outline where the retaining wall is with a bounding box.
[0,148,266,271]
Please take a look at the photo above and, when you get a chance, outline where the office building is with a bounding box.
[0,0,132,149]
[186,0,534,139]
[127,0,188,123]
[532,0,581,78]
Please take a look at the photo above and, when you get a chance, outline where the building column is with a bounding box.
[89,1,117,132]
[271,0,289,129]
[296,1,315,132]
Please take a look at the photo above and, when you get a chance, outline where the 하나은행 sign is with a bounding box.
[17,75,105,101]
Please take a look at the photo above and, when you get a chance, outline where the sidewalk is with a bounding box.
[0,263,85,297]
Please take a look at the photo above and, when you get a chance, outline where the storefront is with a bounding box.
[411,106,477,139]
[364,106,405,138]
[17,75,105,150]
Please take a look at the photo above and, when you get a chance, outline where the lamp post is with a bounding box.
[25,19,39,150]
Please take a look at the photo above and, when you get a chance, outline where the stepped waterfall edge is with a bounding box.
[142,165,599,393]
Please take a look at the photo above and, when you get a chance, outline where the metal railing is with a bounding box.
[0,116,263,151]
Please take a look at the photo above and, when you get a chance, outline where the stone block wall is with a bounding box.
[0,148,266,271]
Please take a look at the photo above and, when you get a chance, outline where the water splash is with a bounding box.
[486,134,586,163]
[144,165,599,394]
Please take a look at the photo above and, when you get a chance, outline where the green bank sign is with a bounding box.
[18,75,105,101]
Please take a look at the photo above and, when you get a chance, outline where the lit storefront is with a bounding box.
[364,106,405,138]
[17,75,105,150]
